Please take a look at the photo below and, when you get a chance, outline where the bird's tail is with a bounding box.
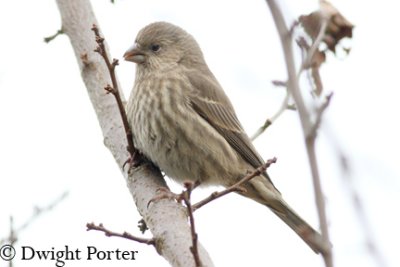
[243,176,328,254]
[268,200,326,254]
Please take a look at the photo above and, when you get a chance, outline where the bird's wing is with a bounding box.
[187,70,269,175]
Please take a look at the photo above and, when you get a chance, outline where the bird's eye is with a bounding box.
[150,44,161,52]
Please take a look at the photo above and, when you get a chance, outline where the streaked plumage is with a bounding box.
[125,21,324,254]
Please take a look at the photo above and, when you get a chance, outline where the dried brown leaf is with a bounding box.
[311,50,326,96]
[299,0,354,53]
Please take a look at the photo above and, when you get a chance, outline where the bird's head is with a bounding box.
[124,22,206,72]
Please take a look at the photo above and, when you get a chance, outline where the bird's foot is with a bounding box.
[147,187,184,207]
[147,180,201,207]
[123,150,143,171]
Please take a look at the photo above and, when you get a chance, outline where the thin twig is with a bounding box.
[266,1,312,130]
[343,176,389,267]
[251,91,290,140]
[193,157,277,211]
[91,24,138,165]
[298,17,328,97]
[301,19,328,71]
[307,92,333,140]
[0,191,69,247]
[7,217,14,267]
[182,182,202,267]
[328,137,388,267]
[265,1,333,266]
[44,28,64,43]
[1,192,68,267]
[86,222,155,245]
[17,191,69,233]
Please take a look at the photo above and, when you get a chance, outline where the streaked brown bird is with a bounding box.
[124,21,324,253]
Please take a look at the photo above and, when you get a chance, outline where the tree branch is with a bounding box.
[251,91,290,140]
[44,28,64,43]
[54,1,214,266]
[182,183,201,267]
[307,92,333,140]
[265,1,333,266]
[91,25,135,156]
[91,24,140,167]
[193,157,277,211]
[86,222,155,245]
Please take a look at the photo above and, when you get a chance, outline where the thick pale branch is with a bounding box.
[54,1,214,266]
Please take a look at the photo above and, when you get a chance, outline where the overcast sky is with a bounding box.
[1,1,399,267]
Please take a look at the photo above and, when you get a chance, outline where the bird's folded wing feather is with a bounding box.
[187,71,273,182]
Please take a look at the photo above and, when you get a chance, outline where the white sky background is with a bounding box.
[0,0,399,267]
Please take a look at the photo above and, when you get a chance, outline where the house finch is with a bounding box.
[124,22,324,254]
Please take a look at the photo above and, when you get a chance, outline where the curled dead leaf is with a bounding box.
[299,0,354,53]
[298,0,353,96]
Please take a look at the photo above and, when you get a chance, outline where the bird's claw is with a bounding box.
[147,187,184,208]
[123,151,143,171]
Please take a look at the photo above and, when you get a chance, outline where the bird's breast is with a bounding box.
[126,75,241,185]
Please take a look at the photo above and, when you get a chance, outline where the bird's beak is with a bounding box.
[123,44,145,64]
